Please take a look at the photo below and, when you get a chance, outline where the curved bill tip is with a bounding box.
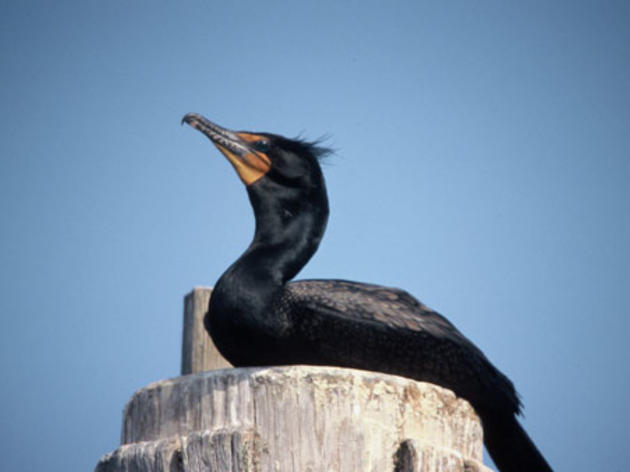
[181,113,200,127]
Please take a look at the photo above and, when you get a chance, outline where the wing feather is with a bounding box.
[277,279,520,414]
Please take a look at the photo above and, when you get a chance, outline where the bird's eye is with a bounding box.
[253,140,270,153]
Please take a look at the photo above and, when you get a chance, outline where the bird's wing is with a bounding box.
[280,279,520,414]
[285,279,473,344]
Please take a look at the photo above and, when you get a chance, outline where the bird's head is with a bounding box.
[183,113,330,252]
[182,113,329,191]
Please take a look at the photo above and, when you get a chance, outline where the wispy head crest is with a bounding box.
[292,134,335,162]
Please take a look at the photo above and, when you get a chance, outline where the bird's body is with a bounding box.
[183,113,552,472]
[210,278,519,416]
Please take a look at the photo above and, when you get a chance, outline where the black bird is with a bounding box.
[182,112,552,472]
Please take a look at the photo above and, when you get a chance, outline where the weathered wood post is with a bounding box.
[181,287,232,373]
[95,288,492,472]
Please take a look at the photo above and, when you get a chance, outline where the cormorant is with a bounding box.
[182,112,552,472]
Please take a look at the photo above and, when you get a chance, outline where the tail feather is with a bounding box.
[478,408,552,472]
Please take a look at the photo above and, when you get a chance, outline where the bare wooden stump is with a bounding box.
[96,366,490,472]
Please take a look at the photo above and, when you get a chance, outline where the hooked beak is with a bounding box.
[182,113,271,185]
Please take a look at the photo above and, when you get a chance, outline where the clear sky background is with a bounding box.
[1,1,628,471]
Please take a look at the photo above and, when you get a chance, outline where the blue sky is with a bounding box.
[1,1,629,470]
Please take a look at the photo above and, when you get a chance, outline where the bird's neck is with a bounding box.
[214,182,328,307]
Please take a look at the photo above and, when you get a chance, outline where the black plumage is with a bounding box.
[183,112,552,472]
